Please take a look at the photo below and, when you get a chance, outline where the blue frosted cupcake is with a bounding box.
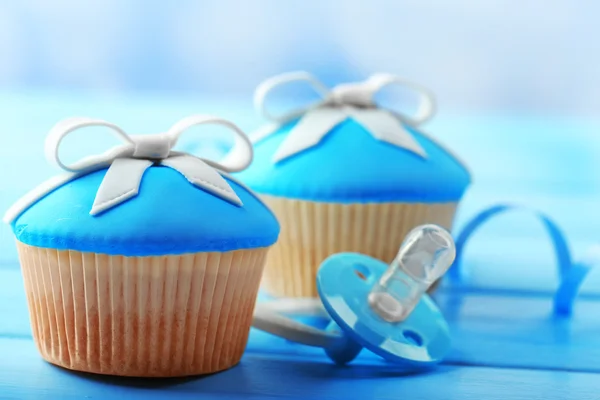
[237,72,471,297]
[3,116,279,377]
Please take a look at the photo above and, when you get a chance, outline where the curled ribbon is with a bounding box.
[253,71,437,163]
[3,115,253,222]
[449,203,599,317]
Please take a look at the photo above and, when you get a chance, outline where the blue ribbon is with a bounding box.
[554,261,594,316]
[450,204,596,316]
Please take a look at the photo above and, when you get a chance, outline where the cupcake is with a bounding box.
[237,72,470,298]
[3,115,280,377]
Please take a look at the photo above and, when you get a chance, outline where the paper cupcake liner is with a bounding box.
[260,196,457,298]
[16,242,268,377]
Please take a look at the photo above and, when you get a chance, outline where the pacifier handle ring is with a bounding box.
[252,299,344,349]
[261,297,330,317]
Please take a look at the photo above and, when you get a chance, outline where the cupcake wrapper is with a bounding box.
[16,242,268,377]
[260,196,457,298]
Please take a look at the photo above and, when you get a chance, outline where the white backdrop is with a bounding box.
[0,0,597,115]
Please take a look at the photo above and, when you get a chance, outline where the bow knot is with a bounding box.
[131,133,174,160]
[253,72,437,163]
[326,82,375,108]
[3,115,254,223]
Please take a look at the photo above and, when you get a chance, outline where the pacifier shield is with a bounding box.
[317,252,451,366]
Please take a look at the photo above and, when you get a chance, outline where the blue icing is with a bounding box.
[11,166,280,256]
[236,118,471,203]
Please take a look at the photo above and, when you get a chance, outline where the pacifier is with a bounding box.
[253,224,455,367]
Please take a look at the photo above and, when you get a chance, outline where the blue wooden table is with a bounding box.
[1,91,600,399]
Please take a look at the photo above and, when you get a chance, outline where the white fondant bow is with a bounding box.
[3,115,253,222]
[253,71,437,163]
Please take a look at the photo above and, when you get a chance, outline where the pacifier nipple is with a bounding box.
[368,224,456,323]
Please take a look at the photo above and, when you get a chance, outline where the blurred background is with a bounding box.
[0,0,599,294]
[1,0,600,113]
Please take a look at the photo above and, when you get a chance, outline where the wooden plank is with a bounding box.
[0,336,599,400]
[249,290,600,372]
[437,290,600,372]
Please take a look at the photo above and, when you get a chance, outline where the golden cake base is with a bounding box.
[16,242,268,377]
[260,196,457,298]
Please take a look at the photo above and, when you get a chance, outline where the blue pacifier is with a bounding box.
[253,224,455,367]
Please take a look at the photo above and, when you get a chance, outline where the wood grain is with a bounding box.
[0,337,599,400]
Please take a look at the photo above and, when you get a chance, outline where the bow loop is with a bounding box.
[254,71,332,123]
[253,72,436,163]
[166,115,253,173]
[365,73,436,125]
[45,117,135,174]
